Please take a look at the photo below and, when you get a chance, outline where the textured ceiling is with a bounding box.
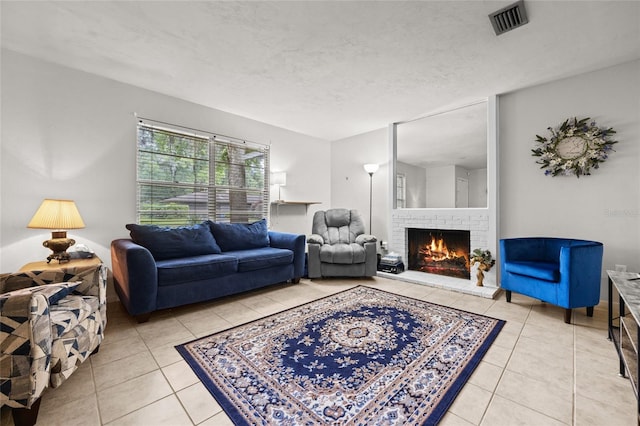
[398,101,488,169]
[2,1,639,145]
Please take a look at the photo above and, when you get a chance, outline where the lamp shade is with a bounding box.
[27,199,85,230]
[363,163,379,174]
[271,172,287,186]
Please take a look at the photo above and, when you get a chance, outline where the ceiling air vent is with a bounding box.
[489,0,529,35]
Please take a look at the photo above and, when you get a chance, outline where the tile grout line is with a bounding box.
[476,304,530,425]
[98,318,171,425]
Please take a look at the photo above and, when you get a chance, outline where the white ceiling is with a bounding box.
[397,101,488,169]
[2,1,639,144]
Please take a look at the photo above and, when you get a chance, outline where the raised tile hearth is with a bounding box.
[377,269,500,299]
[387,208,499,299]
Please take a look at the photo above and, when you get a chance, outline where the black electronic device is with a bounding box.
[68,244,95,259]
[378,253,405,274]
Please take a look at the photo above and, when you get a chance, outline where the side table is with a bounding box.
[19,256,107,305]
[20,256,103,272]
[607,269,640,425]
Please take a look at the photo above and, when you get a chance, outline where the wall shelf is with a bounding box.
[270,201,320,214]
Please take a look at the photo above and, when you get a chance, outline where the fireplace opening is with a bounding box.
[407,228,470,279]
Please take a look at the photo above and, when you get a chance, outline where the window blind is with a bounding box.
[136,121,270,226]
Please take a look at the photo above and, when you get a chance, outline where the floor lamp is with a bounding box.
[363,164,379,234]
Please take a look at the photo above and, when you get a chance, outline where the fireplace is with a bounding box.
[407,228,470,279]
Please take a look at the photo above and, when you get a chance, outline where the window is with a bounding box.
[396,173,406,208]
[136,120,269,226]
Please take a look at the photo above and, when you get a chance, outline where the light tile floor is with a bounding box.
[2,276,636,425]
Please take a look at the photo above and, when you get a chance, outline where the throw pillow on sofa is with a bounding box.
[126,222,222,260]
[207,218,269,252]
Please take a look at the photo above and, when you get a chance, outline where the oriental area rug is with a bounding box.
[176,286,505,425]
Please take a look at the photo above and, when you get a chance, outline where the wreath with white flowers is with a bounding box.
[531,117,617,178]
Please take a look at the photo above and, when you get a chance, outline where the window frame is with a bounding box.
[396,173,407,208]
[136,120,270,226]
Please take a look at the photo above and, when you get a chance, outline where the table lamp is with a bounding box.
[271,172,287,202]
[27,199,86,263]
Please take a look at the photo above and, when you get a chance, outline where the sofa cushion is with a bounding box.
[156,254,238,286]
[320,243,366,264]
[504,261,560,282]
[225,247,293,272]
[126,222,221,260]
[207,219,269,252]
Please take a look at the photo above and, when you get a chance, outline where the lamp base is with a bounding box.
[43,231,75,263]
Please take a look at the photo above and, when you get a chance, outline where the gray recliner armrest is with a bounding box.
[356,234,377,245]
[307,234,324,245]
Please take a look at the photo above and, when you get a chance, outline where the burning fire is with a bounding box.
[408,228,471,279]
[419,236,467,264]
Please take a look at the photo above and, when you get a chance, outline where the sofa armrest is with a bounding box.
[0,287,55,408]
[363,240,378,277]
[60,264,108,305]
[307,243,321,279]
[110,239,158,316]
[559,242,604,304]
[269,231,306,279]
[559,242,604,274]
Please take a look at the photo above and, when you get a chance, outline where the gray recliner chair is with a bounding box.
[307,208,377,278]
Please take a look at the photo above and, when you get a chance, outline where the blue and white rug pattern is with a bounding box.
[176,286,504,425]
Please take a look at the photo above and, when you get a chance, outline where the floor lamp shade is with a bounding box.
[28,199,85,263]
[363,163,379,175]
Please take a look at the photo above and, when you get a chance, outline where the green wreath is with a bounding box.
[532,117,617,178]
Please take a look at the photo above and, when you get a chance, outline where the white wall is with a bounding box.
[330,128,389,242]
[426,165,456,208]
[500,60,640,293]
[468,168,487,208]
[454,166,468,208]
[0,49,331,273]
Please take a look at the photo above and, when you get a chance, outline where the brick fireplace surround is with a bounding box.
[379,208,500,298]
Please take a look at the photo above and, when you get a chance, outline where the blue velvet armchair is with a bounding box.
[499,237,603,323]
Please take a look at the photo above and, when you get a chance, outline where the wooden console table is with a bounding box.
[607,270,640,425]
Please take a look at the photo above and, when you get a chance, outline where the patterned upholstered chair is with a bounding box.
[0,264,107,426]
[307,208,377,278]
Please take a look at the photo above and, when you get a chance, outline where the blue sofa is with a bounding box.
[500,237,603,323]
[111,219,305,322]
